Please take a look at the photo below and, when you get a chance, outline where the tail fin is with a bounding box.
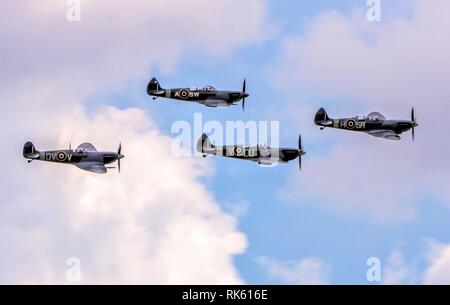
[23,142,39,158]
[197,134,215,154]
[147,78,163,94]
[314,107,329,125]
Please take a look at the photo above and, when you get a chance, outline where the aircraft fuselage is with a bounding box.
[201,145,303,164]
[148,87,247,107]
[322,118,414,134]
[24,148,120,166]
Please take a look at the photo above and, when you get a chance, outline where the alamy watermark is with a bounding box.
[67,0,81,22]
[171,113,281,162]
[367,0,382,22]
[366,257,382,282]
[66,257,82,283]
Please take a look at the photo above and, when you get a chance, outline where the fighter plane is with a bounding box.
[197,134,305,170]
[147,78,249,110]
[23,142,124,174]
[314,107,419,141]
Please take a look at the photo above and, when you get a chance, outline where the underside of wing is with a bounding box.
[202,99,229,107]
[76,162,107,174]
[77,143,97,152]
[225,155,259,162]
[367,130,401,141]
[258,159,279,166]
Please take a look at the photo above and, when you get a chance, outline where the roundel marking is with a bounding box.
[346,119,356,129]
[56,151,67,162]
[179,89,190,99]
[260,147,270,157]
[235,146,243,155]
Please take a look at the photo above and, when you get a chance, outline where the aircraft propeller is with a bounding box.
[118,142,122,173]
[411,107,417,141]
[242,78,247,111]
[298,134,304,171]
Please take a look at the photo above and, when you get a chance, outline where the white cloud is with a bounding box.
[270,0,450,221]
[423,242,450,284]
[223,200,249,219]
[256,256,329,285]
[0,0,272,97]
[0,0,273,284]
[383,251,417,284]
[375,242,450,285]
[0,106,247,284]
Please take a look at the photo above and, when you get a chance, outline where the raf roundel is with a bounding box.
[56,151,67,162]
[179,89,190,99]
[260,147,270,157]
[345,119,356,129]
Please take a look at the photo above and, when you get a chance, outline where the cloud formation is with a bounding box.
[1,0,271,96]
[382,251,417,284]
[381,241,450,285]
[256,256,329,284]
[423,242,450,284]
[271,0,450,221]
[0,0,272,283]
[1,106,249,284]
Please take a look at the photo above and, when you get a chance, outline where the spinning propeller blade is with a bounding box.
[411,107,417,141]
[298,134,303,171]
[118,142,122,173]
[242,78,246,111]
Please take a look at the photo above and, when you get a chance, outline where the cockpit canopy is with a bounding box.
[76,143,97,153]
[366,112,386,121]
[202,85,217,92]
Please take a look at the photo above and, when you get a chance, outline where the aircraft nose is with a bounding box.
[281,149,300,161]
[118,154,125,159]
[242,93,249,98]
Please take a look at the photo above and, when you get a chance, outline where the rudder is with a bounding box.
[314,107,329,124]
[23,142,39,158]
[147,78,163,94]
[197,134,214,154]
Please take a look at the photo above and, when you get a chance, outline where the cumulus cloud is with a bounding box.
[256,256,329,284]
[383,251,417,284]
[0,0,272,97]
[423,242,450,284]
[270,0,450,221]
[0,0,272,283]
[380,242,450,285]
[0,105,248,284]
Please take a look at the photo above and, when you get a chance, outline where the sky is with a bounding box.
[1,0,450,284]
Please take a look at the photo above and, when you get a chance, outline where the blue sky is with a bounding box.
[82,0,448,284]
[2,0,450,284]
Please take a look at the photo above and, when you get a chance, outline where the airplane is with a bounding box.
[147,78,249,110]
[23,142,124,174]
[196,133,305,170]
[314,107,419,141]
